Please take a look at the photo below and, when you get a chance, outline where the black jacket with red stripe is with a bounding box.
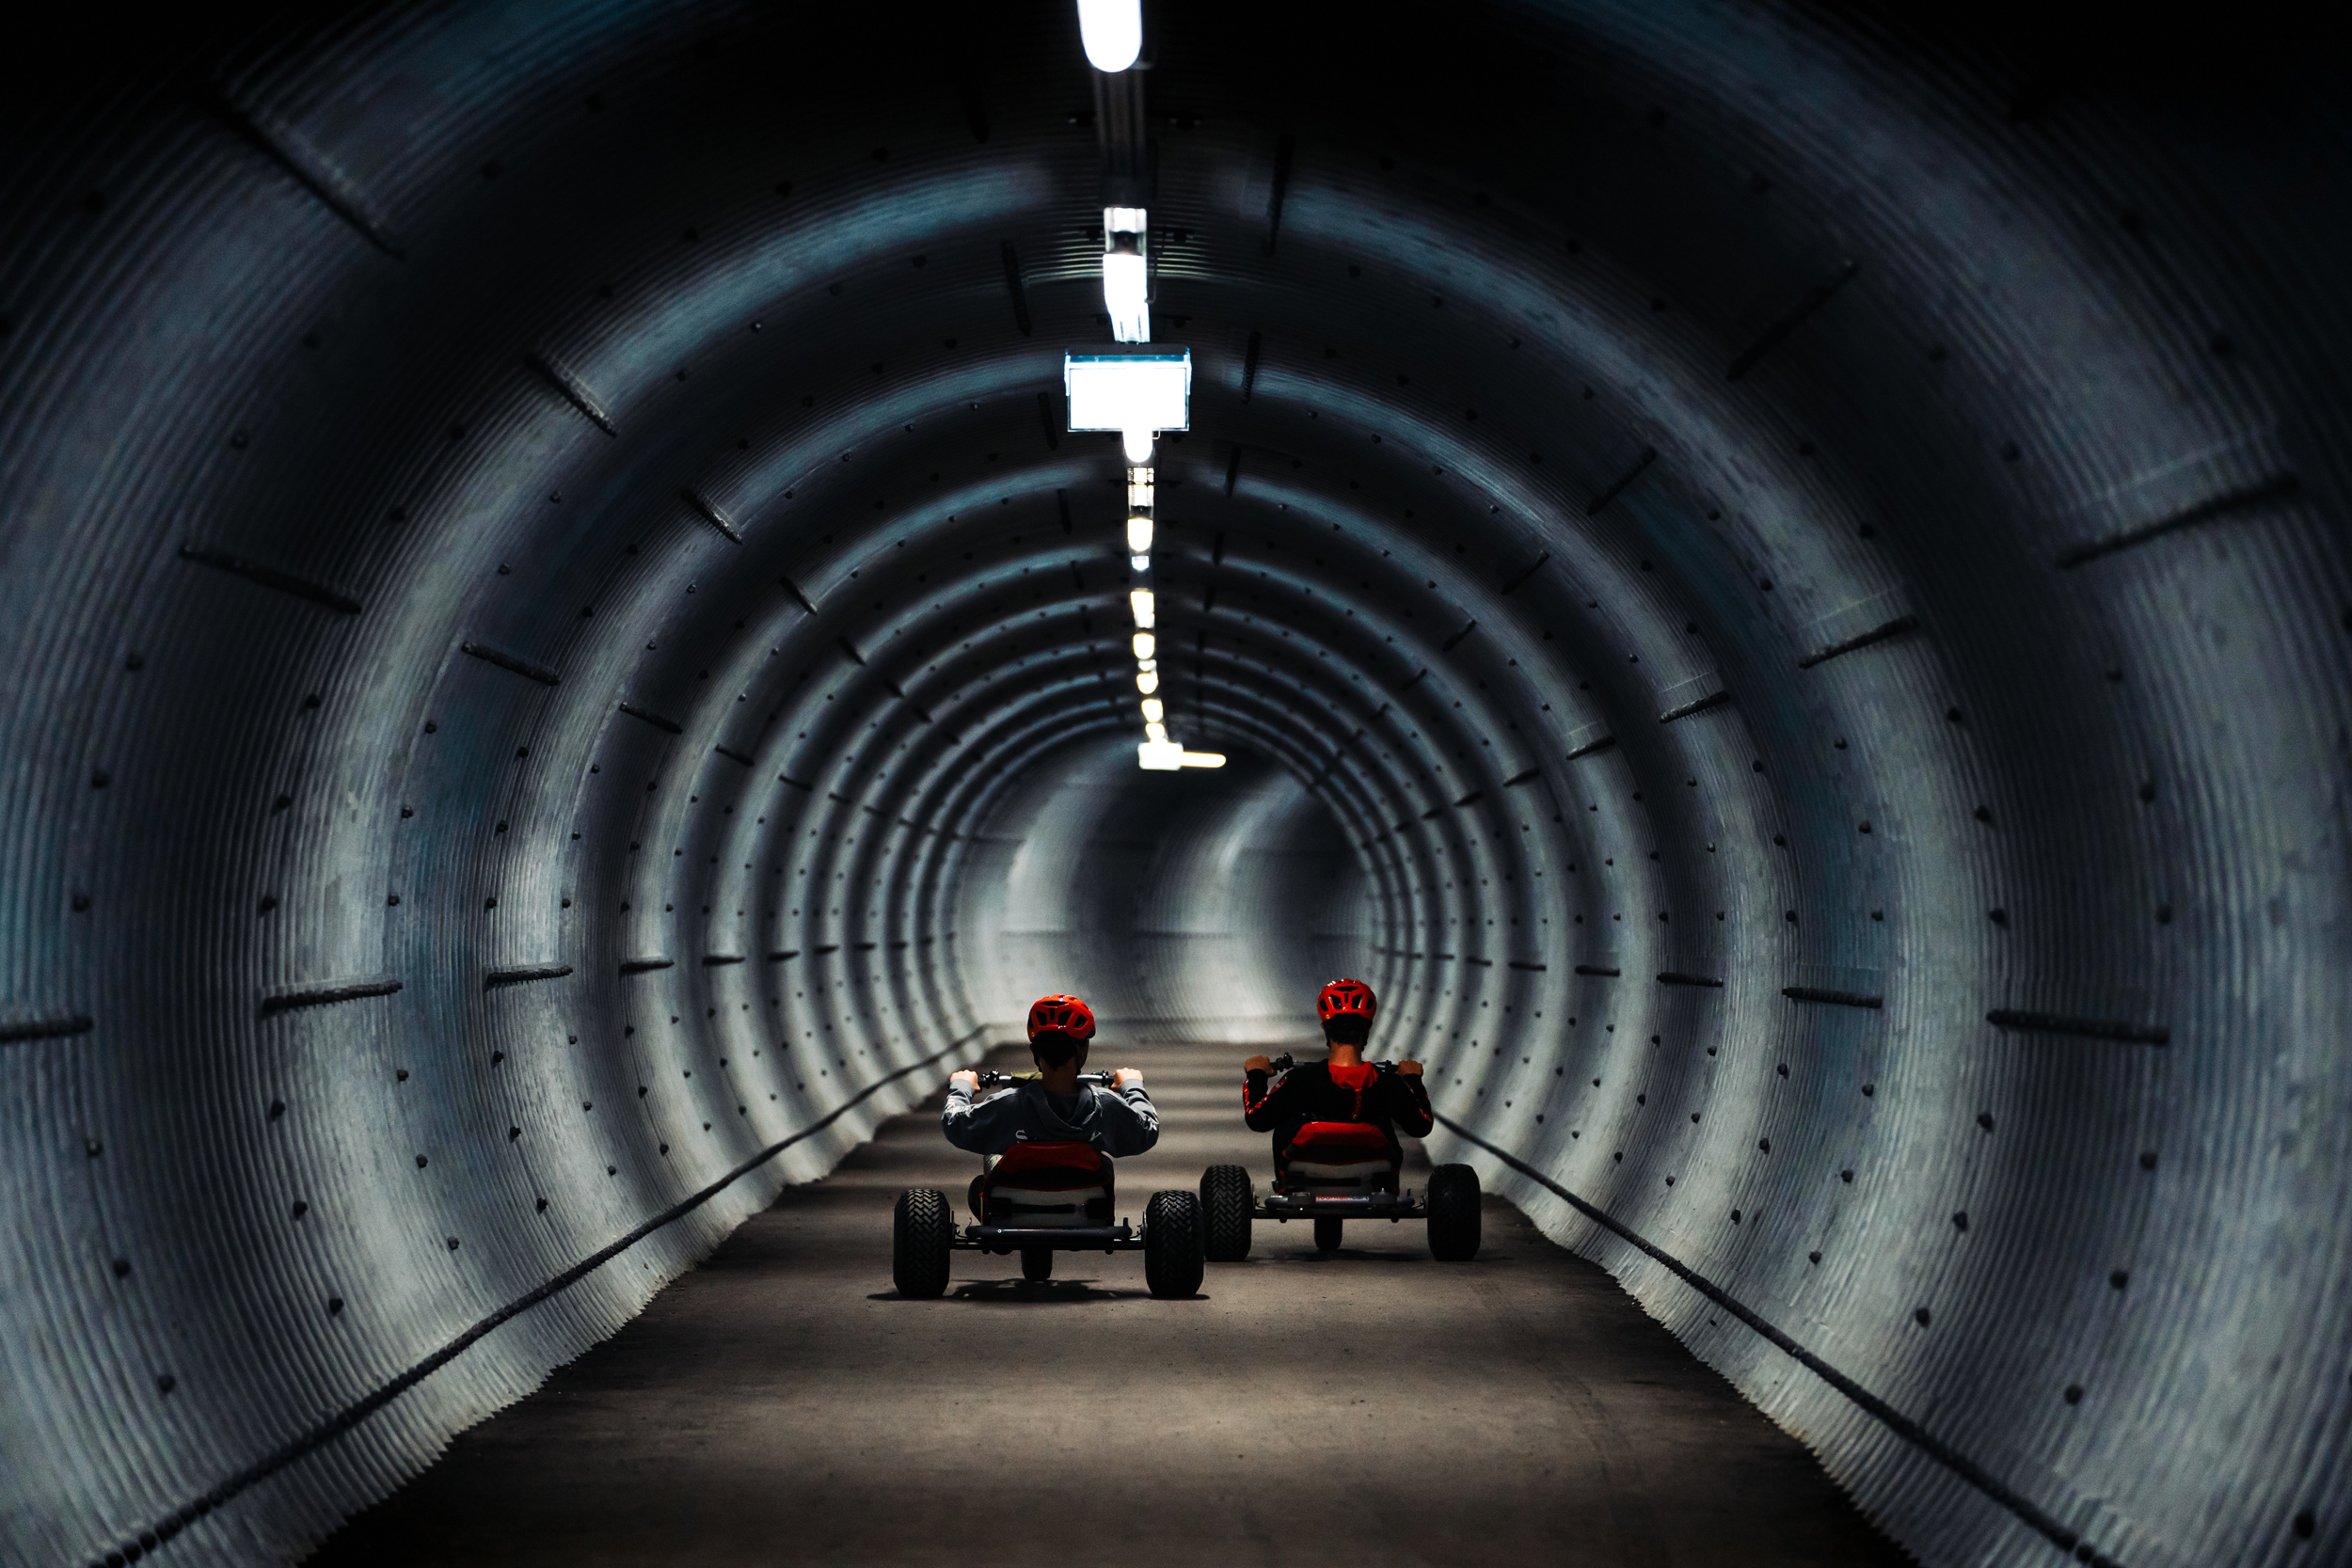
[1242,1059,1435,1173]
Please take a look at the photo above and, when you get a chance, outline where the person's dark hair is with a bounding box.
[1323,1015,1371,1048]
[1030,1029,1084,1068]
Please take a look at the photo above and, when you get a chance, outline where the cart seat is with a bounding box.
[1279,1120,1400,1195]
[983,1139,1113,1227]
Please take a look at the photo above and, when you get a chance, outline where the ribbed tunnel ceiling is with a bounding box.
[4,3,2347,1564]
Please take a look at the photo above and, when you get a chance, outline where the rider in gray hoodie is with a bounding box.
[943,993,1159,1157]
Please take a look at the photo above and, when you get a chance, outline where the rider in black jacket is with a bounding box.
[1242,978,1432,1181]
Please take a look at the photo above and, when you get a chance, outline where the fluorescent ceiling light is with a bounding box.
[1129,588,1155,627]
[1136,670,1158,694]
[1140,742,1226,770]
[1104,246,1149,343]
[1126,516,1152,552]
[1131,555,1150,571]
[1132,633,1154,659]
[1104,207,1150,343]
[1077,0,1142,72]
[1140,698,1165,722]
[1067,351,1190,465]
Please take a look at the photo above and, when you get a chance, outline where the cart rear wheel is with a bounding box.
[1427,1164,1482,1261]
[892,1189,953,1297]
[1143,1190,1205,1298]
[1313,1214,1344,1252]
[1020,1246,1054,1281]
[1200,1164,1253,1261]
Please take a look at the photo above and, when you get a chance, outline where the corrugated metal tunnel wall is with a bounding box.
[1,2,2345,1564]
[959,745,1360,1041]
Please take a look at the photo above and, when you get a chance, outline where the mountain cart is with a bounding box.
[893,1070,1204,1298]
[1199,1054,1481,1262]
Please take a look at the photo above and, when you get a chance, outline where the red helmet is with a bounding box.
[1026,994,1097,1042]
[1317,979,1377,1022]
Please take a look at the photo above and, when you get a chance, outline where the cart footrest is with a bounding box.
[1259,1191,1422,1218]
[958,1224,1139,1252]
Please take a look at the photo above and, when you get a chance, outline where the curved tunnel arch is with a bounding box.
[4,2,2348,1564]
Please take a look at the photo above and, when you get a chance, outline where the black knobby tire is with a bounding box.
[1426,1164,1482,1261]
[1142,1190,1206,1298]
[893,1188,954,1297]
[1313,1214,1344,1253]
[1200,1164,1254,1261]
[1021,1247,1054,1281]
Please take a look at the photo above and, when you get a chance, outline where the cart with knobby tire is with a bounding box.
[892,1070,1205,1299]
[1197,1054,1482,1262]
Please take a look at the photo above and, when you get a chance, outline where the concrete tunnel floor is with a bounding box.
[309,1040,1910,1566]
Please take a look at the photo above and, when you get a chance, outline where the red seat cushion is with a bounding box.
[1286,1121,1396,1162]
[988,1139,1108,1191]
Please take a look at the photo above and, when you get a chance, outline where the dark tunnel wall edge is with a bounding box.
[1433,1114,2102,1564]
[90,1026,996,1568]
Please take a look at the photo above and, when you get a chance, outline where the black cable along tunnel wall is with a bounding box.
[2,2,2346,1564]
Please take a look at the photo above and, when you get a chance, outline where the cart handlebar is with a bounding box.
[971,1069,1116,1088]
[1264,1053,1403,1077]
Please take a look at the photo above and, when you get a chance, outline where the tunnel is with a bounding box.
[3,1,2347,1563]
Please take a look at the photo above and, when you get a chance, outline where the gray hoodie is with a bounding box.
[942,1077,1160,1158]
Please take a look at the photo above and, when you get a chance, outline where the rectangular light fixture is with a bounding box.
[1104,206,1151,342]
[1126,516,1152,552]
[1138,742,1228,771]
[1067,351,1190,462]
[1104,250,1149,343]
[1129,588,1155,627]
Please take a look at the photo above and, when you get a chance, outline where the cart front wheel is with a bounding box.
[1143,1190,1206,1298]
[1200,1164,1254,1261]
[892,1189,954,1297]
[1426,1164,1482,1261]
